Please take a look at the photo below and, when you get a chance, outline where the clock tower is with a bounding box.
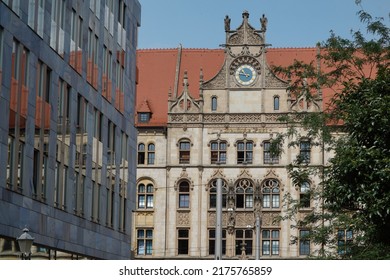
[202,11,288,114]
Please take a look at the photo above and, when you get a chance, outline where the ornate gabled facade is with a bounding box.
[134,11,327,259]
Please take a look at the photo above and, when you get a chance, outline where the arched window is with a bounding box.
[273,96,280,111]
[262,179,280,209]
[211,96,217,111]
[178,181,190,208]
[147,143,155,165]
[137,143,145,164]
[235,179,254,209]
[209,179,227,208]
[137,182,154,209]
[300,181,310,208]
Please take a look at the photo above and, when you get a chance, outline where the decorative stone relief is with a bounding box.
[177,211,190,226]
[235,212,255,227]
[261,212,280,226]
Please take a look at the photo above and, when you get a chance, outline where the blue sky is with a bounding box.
[137,0,389,49]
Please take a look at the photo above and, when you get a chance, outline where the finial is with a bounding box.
[199,68,204,83]
[168,87,172,98]
[242,10,249,19]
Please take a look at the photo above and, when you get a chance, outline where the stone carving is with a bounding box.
[170,115,184,122]
[202,66,226,90]
[204,114,225,123]
[186,114,200,122]
[262,212,280,226]
[229,56,261,75]
[177,211,190,226]
[260,14,268,32]
[230,114,262,123]
[265,71,288,88]
[224,15,231,31]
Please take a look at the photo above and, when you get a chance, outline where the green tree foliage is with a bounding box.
[274,2,390,259]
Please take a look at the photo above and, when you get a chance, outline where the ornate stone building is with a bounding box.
[134,11,327,259]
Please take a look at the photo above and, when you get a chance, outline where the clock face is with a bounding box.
[235,64,256,85]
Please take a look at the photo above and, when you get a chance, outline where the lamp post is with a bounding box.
[16,228,34,260]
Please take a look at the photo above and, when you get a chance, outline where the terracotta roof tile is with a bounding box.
[136,47,333,127]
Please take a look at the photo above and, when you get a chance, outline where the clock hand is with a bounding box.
[239,70,249,77]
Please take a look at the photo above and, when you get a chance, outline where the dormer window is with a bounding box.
[138,112,150,123]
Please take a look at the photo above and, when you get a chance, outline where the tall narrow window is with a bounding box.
[33,61,51,200]
[263,141,279,164]
[137,183,154,209]
[179,140,190,164]
[28,0,45,37]
[178,181,190,208]
[8,40,29,191]
[299,140,311,164]
[50,0,65,56]
[209,179,227,208]
[137,229,153,255]
[147,143,155,165]
[209,229,226,255]
[262,230,280,255]
[262,179,280,209]
[177,229,189,255]
[299,230,310,255]
[102,46,113,101]
[87,29,99,88]
[210,141,227,164]
[211,96,217,111]
[89,0,101,19]
[70,10,83,73]
[300,181,311,208]
[235,179,254,209]
[273,96,280,111]
[237,140,253,164]
[337,229,353,255]
[137,143,145,164]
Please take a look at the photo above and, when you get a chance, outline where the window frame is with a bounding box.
[273,95,280,111]
[178,181,190,208]
[262,179,280,209]
[299,181,311,208]
[137,182,154,209]
[177,229,189,255]
[137,143,145,164]
[299,230,310,255]
[236,140,253,164]
[179,140,191,164]
[299,140,311,164]
[262,229,280,256]
[137,228,153,255]
[210,140,227,164]
[263,141,279,164]
[147,143,155,165]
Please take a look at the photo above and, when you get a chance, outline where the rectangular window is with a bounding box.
[237,141,253,164]
[178,229,189,255]
[235,229,253,256]
[70,10,82,73]
[87,29,99,88]
[299,230,310,255]
[8,40,29,191]
[338,229,353,255]
[179,141,190,164]
[300,140,311,164]
[211,141,227,164]
[89,0,101,19]
[263,141,279,164]
[28,0,45,37]
[262,230,279,255]
[137,229,153,255]
[50,0,65,56]
[208,229,226,255]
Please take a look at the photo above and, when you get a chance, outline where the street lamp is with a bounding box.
[16,228,34,260]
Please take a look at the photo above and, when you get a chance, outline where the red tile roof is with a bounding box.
[136,47,326,127]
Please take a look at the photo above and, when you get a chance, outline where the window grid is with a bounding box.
[137,229,153,255]
[147,143,155,165]
[263,141,279,164]
[299,230,310,255]
[137,143,145,164]
[178,181,190,208]
[300,140,311,164]
[177,229,189,255]
[137,183,154,209]
[237,140,253,164]
[179,141,190,164]
[262,230,280,255]
[262,179,280,209]
[210,141,227,164]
